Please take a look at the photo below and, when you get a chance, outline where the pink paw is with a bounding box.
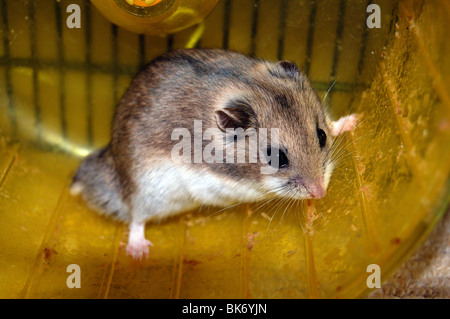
[126,238,153,260]
[330,114,359,136]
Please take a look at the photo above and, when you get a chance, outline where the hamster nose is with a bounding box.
[306,183,326,199]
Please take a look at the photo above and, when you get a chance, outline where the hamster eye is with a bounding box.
[266,147,289,168]
[317,128,327,148]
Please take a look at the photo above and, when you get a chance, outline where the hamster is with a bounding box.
[70,49,357,259]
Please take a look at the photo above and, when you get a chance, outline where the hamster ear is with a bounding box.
[271,61,304,87]
[278,61,301,78]
[215,100,256,131]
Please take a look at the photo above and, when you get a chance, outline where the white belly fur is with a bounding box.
[131,162,266,223]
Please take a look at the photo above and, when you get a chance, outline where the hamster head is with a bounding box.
[214,60,335,200]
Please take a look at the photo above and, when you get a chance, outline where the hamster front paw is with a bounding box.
[330,114,359,136]
[126,222,153,260]
[126,238,153,260]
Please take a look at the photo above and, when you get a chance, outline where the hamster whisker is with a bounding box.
[208,191,270,217]
[266,190,294,231]
[329,133,367,163]
[247,185,291,221]
[329,158,356,171]
[328,135,346,159]
[351,116,370,130]
[207,202,245,217]
[251,195,280,217]
[330,146,357,162]
[295,200,305,233]
[279,193,298,224]
[328,132,362,162]
[329,128,350,153]
[279,193,294,224]
[298,200,307,233]
[322,80,337,105]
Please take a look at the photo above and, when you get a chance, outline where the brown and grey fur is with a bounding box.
[70,49,357,259]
